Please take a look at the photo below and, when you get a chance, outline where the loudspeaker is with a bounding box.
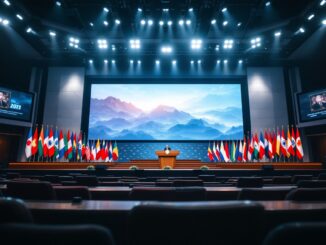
[95,165,107,171]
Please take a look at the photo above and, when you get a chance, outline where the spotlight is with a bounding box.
[274,31,282,37]
[222,7,227,12]
[215,44,220,51]
[321,0,326,6]
[224,59,228,64]
[172,60,177,65]
[178,20,184,26]
[3,0,10,6]
[49,31,56,37]
[197,60,202,64]
[55,1,61,6]
[186,20,191,25]
[138,8,142,12]
[148,19,153,25]
[238,59,243,64]
[26,27,32,33]
[307,14,315,21]
[189,8,193,12]
[217,60,221,64]
[130,39,141,49]
[322,19,326,25]
[115,19,121,25]
[111,45,116,51]
[104,59,108,64]
[159,20,164,26]
[161,46,173,54]
[167,21,173,26]
[223,39,234,49]
[89,22,94,27]
[265,1,271,6]
[299,27,305,33]
[69,37,79,49]
[16,14,23,20]
[190,60,194,64]
[141,19,146,25]
[191,39,202,50]
[163,8,169,12]
[103,7,109,12]
[2,19,9,25]
[130,60,134,64]
[155,60,160,65]
[89,59,93,64]
[237,22,242,27]
[223,21,228,26]
[103,21,108,26]
[97,39,108,49]
[137,60,141,64]
[211,19,216,25]
[251,37,261,48]
[111,60,115,64]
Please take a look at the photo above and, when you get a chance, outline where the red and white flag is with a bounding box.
[296,128,304,160]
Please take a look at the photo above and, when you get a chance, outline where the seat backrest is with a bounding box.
[128,201,264,245]
[272,176,292,185]
[174,187,206,201]
[291,175,313,184]
[263,222,326,245]
[43,175,60,183]
[198,175,216,182]
[129,187,176,201]
[173,179,204,187]
[0,223,115,245]
[6,181,56,200]
[54,186,91,200]
[285,188,326,201]
[297,180,326,188]
[0,198,33,223]
[318,173,326,180]
[75,176,98,186]
[238,188,291,201]
[237,177,263,188]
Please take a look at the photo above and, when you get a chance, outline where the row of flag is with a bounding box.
[24,126,119,162]
[207,127,304,162]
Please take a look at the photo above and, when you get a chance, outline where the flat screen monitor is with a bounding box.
[297,89,326,122]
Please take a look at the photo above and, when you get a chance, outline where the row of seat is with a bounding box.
[1,197,326,245]
[3,181,326,201]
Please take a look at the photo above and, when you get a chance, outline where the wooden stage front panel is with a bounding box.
[8,161,323,170]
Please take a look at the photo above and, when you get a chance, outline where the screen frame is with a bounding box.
[0,86,35,123]
[296,89,326,123]
[81,77,251,142]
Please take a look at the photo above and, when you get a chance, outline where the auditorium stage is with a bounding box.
[8,161,322,170]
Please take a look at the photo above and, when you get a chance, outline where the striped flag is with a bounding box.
[25,128,32,159]
[31,127,38,156]
[54,128,59,160]
[59,130,65,159]
[296,128,304,160]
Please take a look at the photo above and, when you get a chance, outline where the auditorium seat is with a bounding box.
[128,201,264,245]
[291,175,313,184]
[6,181,56,200]
[58,176,74,182]
[237,188,292,201]
[198,175,216,182]
[285,188,326,201]
[98,177,121,182]
[297,180,326,188]
[272,176,292,185]
[0,223,116,245]
[155,181,173,187]
[100,182,128,187]
[129,187,176,201]
[54,186,91,200]
[173,179,204,187]
[237,177,264,188]
[174,187,206,201]
[61,181,78,186]
[75,176,99,187]
[6,173,21,179]
[42,175,60,183]
[263,222,326,245]
[0,198,33,223]
[318,173,326,180]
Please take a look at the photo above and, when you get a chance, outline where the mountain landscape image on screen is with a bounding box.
[88,84,244,140]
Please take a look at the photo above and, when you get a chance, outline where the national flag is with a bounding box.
[264,130,269,158]
[25,128,32,159]
[214,142,221,162]
[101,140,107,160]
[248,135,254,161]
[112,141,119,161]
[280,128,288,157]
[212,142,217,162]
[220,141,227,162]
[82,133,86,159]
[95,139,101,160]
[237,140,243,162]
[230,141,236,162]
[291,127,296,154]
[54,128,59,160]
[31,127,38,156]
[43,127,49,157]
[108,141,113,162]
[66,131,73,160]
[225,141,230,162]
[287,128,294,157]
[259,132,265,160]
[38,126,44,157]
[77,132,82,161]
[59,130,65,159]
[207,142,215,162]
[91,141,96,161]
[296,128,304,160]
[242,137,247,162]
[73,133,77,161]
[268,131,274,159]
[85,141,91,161]
[253,133,259,160]
[276,129,281,156]
[47,127,55,157]
[105,142,109,162]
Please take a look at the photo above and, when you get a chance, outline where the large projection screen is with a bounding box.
[88,84,244,140]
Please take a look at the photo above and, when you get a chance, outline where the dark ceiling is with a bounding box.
[0,0,325,63]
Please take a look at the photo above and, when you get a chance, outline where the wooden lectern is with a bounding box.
[155,150,180,169]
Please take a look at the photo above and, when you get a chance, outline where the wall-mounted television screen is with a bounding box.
[297,89,326,122]
[88,84,244,140]
[0,86,34,122]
